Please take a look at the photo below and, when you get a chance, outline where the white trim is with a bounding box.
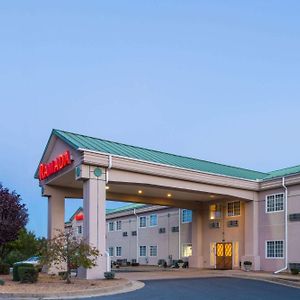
[226,201,241,217]
[181,209,192,223]
[265,240,284,259]
[265,193,284,214]
[149,214,158,227]
[139,245,147,257]
[78,147,260,183]
[139,216,147,228]
[115,246,122,257]
[149,245,158,257]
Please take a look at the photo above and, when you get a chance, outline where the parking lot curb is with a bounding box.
[0,280,144,299]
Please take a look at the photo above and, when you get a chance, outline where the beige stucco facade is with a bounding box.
[36,131,300,278]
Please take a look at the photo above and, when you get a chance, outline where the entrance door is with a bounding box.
[216,242,232,270]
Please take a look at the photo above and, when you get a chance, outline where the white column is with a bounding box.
[78,170,106,279]
[47,190,65,240]
[242,199,260,270]
[189,209,204,268]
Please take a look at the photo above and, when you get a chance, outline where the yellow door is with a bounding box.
[216,242,232,270]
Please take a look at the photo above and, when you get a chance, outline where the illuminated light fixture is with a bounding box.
[167,193,172,198]
[106,186,110,190]
[210,195,215,198]
[138,190,143,194]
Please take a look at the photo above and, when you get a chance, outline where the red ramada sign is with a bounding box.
[39,150,72,180]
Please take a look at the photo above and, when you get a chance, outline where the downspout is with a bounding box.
[134,209,139,263]
[274,177,288,274]
[178,208,181,259]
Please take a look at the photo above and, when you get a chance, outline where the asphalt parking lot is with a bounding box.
[95,277,300,300]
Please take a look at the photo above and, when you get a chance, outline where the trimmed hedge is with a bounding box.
[0,279,5,285]
[0,263,10,275]
[104,271,115,279]
[13,263,34,281]
[18,266,38,283]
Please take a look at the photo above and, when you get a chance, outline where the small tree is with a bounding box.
[41,230,99,283]
[0,184,28,259]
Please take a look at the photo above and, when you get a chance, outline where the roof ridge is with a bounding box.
[268,164,300,174]
[54,129,268,176]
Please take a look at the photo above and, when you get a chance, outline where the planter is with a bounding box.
[243,261,252,272]
[178,263,184,268]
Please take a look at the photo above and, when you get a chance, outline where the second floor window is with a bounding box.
[182,209,192,223]
[108,221,114,231]
[116,220,122,230]
[227,201,240,217]
[209,204,222,220]
[149,214,158,226]
[266,193,284,213]
[77,225,82,234]
[139,216,146,228]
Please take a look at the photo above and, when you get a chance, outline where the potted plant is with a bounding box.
[177,259,184,268]
[243,261,252,271]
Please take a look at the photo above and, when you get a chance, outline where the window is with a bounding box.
[116,220,122,231]
[182,244,192,257]
[77,225,82,234]
[123,231,128,237]
[209,204,222,220]
[227,201,240,217]
[159,227,166,234]
[266,240,284,258]
[149,214,158,226]
[182,209,192,223]
[227,220,239,227]
[108,247,114,257]
[139,246,146,257]
[172,226,179,232]
[131,231,137,236]
[266,193,284,213]
[108,221,114,231]
[149,246,157,257]
[116,246,122,257]
[209,220,220,229]
[139,216,146,228]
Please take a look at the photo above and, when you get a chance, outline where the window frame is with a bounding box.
[115,246,122,257]
[108,247,114,257]
[265,240,284,259]
[116,220,122,231]
[139,216,147,228]
[227,201,241,217]
[265,193,284,213]
[108,221,114,232]
[182,209,192,223]
[149,214,158,227]
[149,245,158,257]
[139,245,147,257]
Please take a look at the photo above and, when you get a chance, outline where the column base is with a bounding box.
[189,255,204,268]
[241,255,260,271]
[77,256,107,279]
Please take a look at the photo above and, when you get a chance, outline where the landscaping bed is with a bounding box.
[0,273,129,296]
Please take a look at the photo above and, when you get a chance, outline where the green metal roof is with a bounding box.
[67,204,147,221]
[52,129,269,181]
[263,165,300,180]
[106,203,147,215]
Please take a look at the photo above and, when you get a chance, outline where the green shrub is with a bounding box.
[104,271,115,279]
[18,266,38,283]
[0,263,10,275]
[0,279,5,285]
[58,271,68,280]
[291,268,299,275]
[13,263,34,281]
[4,250,25,266]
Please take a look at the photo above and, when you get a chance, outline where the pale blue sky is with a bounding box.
[1,1,300,237]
